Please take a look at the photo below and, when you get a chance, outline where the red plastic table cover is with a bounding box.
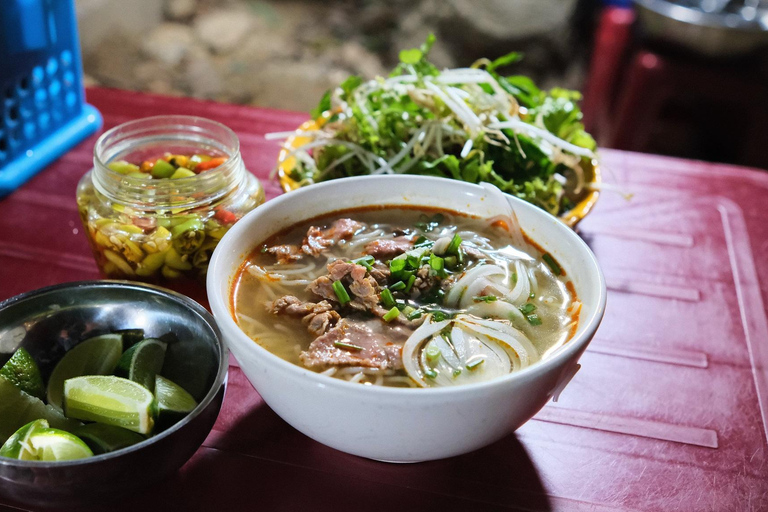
[1,87,767,511]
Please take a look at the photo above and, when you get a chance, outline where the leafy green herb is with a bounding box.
[519,303,536,315]
[473,295,498,303]
[288,36,596,217]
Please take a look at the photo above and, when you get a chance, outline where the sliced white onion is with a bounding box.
[401,317,451,387]
[455,315,538,367]
[402,314,538,388]
[444,264,505,307]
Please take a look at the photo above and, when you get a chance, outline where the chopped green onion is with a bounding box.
[446,234,462,255]
[402,305,416,317]
[396,299,407,310]
[425,344,440,363]
[453,368,462,377]
[512,272,517,284]
[334,341,364,351]
[473,295,497,303]
[542,253,562,276]
[529,292,535,299]
[380,288,396,309]
[526,314,542,326]
[390,258,406,273]
[431,311,446,322]
[407,254,421,269]
[424,368,438,379]
[444,255,457,269]
[413,236,433,248]
[404,274,416,293]
[457,250,464,265]
[467,358,485,370]
[351,255,374,271]
[429,254,444,272]
[389,280,406,291]
[519,303,536,315]
[332,280,351,306]
[407,309,423,320]
[382,307,400,322]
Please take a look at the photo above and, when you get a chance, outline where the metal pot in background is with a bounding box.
[634,0,768,57]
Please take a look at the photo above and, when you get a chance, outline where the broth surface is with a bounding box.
[232,207,579,387]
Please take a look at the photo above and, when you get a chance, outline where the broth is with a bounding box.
[232,206,579,388]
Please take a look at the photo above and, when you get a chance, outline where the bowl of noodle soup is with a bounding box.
[207,175,606,462]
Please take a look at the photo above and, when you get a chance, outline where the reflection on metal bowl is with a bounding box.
[634,0,768,57]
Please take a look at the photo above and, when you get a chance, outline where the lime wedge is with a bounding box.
[75,423,144,455]
[47,334,124,410]
[0,377,80,441]
[115,338,167,393]
[155,375,197,430]
[0,419,49,459]
[63,376,156,434]
[0,348,45,400]
[26,428,93,461]
[113,329,145,349]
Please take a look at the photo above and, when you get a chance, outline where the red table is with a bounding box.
[2,88,768,511]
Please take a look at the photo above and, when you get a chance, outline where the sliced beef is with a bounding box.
[308,275,337,302]
[363,235,415,259]
[462,246,486,261]
[409,264,438,299]
[268,295,316,317]
[369,262,390,286]
[267,295,340,337]
[266,244,302,264]
[308,259,380,311]
[301,218,363,257]
[299,318,408,370]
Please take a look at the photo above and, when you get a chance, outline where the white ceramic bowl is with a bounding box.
[207,175,606,462]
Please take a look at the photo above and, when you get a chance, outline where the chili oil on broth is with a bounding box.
[231,206,578,387]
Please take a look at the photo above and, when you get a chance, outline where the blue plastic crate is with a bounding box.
[0,0,102,196]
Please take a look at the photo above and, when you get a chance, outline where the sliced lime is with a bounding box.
[155,375,197,430]
[0,419,49,459]
[0,348,45,400]
[0,377,80,441]
[26,428,93,461]
[115,338,166,393]
[47,334,124,410]
[63,376,156,434]
[113,329,145,349]
[74,423,144,455]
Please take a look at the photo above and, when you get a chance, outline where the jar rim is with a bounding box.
[92,116,245,210]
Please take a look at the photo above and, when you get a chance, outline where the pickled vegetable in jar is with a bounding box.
[77,116,264,286]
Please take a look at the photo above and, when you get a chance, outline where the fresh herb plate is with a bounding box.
[277,115,600,228]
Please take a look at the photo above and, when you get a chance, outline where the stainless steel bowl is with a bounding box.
[635,0,768,57]
[0,281,227,509]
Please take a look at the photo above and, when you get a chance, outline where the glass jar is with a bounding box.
[77,116,264,286]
